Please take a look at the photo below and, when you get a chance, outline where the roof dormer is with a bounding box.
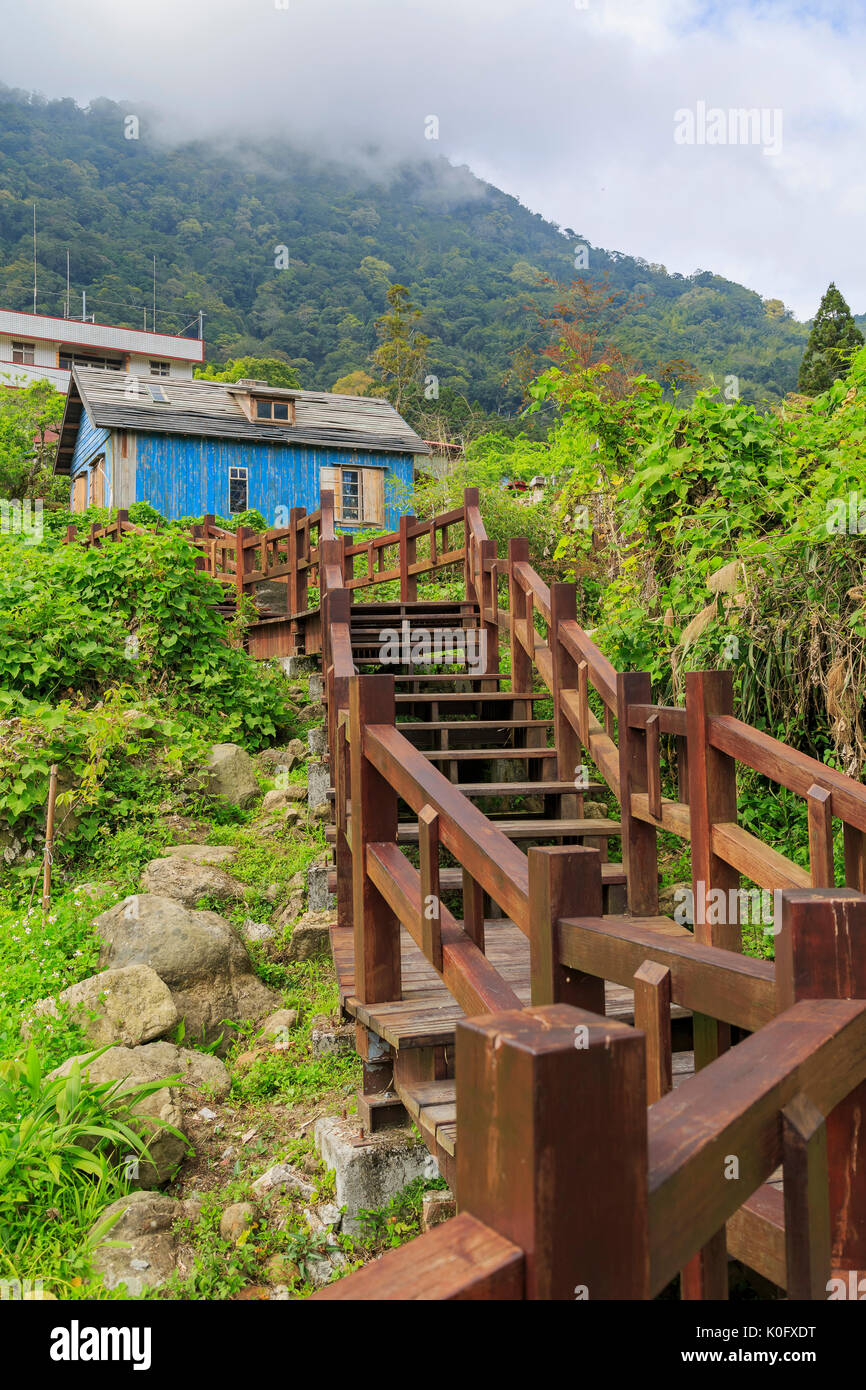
[228,379,297,426]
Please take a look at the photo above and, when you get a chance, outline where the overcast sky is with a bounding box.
[2,0,863,319]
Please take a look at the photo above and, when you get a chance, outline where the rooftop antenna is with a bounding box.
[32,204,37,313]
[153,256,157,333]
[65,249,70,319]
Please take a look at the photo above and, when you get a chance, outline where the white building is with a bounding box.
[0,309,203,393]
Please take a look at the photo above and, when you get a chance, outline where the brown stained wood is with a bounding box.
[508,538,532,723]
[418,805,443,973]
[646,713,662,821]
[648,996,866,1294]
[807,784,834,889]
[776,888,866,1273]
[844,821,866,892]
[634,960,672,1104]
[311,1212,524,1301]
[685,671,741,952]
[726,1184,786,1289]
[557,618,618,712]
[349,676,401,1005]
[782,1093,831,1300]
[711,821,811,892]
[458,1004,649,1300]
[550,583,580,786]
[577,660,590,747]
[529,846,604,1012]
[462,869,485,952]
[681,1231,728,1301]
[363,724,530,933]
[630,791,692,840]
[617,671,658,915]
[365,842,522,1017]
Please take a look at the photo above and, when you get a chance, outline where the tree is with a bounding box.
[331,370,376,396]
[196,356,301,388]
[370,284,430,413]
[0,380,66,499]
[798,283,864,394]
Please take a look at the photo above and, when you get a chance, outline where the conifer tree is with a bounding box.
[798,283,864,393]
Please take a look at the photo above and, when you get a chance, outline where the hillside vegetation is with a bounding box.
[0,86,815,409]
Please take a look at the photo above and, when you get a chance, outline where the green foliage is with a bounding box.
[798,283,864,394]
[0,89,819,414]
[0,380,66,499]
[371,284,430,413]
[196,356,301,389]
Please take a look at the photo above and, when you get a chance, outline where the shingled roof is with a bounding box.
[55,368,430,474]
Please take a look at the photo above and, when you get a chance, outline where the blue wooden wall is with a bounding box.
[69,413,112,505]
[130,434,414,529]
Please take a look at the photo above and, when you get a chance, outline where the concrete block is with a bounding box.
[308,726,328,758]
[307,861,333,913]
[277,656,317,678]
[314,1114,439,1235]
[308,672,324,703]
[307,759,330,810]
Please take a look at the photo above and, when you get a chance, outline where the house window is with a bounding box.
[319,465,385,526]
[12,341,35,365]
[253,398,292,423]
[59,352,123,371]
[150,361,170,377]
[229,466,248,514]
[341,468,361,522]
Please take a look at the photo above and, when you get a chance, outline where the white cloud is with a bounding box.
[0,0,863,318]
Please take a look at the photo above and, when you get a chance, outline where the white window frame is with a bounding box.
[229,465,249,514]
[12,341,34,366]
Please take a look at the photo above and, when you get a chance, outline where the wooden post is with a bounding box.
[633,960,672,1104]
[550,582,580,818]
[463,487,479,602]
[807,784,834,888]
[234,525,251,606]
[330,669,352,930]
[617,671,658,915]
[418,806,443,972]
[685,670,740,953]
[682,669,738,1299]
[41,764,58,916]
[508,538,531,699]
[777,887,866,1277]
[457,1004,649,1299]
[349,675,400,1005]
[782,1094,832,1300]
[529,845,604,1012]
[462,870,485,953]
[400,514,417,602]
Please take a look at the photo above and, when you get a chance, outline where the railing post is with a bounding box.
[529,845,604,1012]
[463,487,479,602]
[479,538,499,688]
[234,525,251,606]
[457,1004,649,1299]
[617,671,658,915]
[685,670,740,953]
[550,582,581,817]
[777,887,866,1283]
[349,674,400,1005]
[330,659,352,932]
[508,538,531,700]
[399,513,417,602]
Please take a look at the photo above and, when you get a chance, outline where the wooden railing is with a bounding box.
[312,486,866,1301]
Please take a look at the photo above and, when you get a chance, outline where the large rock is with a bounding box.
[49,1047,189,1188]
[260,786,306,814]
[89,1192,199,1294]
[95,895,281,1047]
[140,857,247,910]
[288,909,333,962]
[201,743,260,807]
[29,964,177,1048]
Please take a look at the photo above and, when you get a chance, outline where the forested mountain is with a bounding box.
[0,86,827,410]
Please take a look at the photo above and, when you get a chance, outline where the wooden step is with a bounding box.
[422,748,556,762]
[327,862,626,896]
[328,779,604,801]
[395,692,549,704]
[396,719,553,732]
[326,818,622,845]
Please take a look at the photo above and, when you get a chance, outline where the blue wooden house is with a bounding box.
[55,368,430,528]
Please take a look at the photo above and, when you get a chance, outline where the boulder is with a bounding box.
[583,801,609,820]
[258,1009,298,1046]
[161,844,238,866]
[251,1163,317,1201]
[95,894,281,1047]
[239,918,276,945]
[201,743,260,807]
[129,1041,231,1099]
[48,1048,189,1188]
[273,892,305,929]
[140,857,247,909]
[287,910,333,962]
[28,964,177,1048]
[158,814,210,843]
[260,787,305,814]
[89,1192,199,1294]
